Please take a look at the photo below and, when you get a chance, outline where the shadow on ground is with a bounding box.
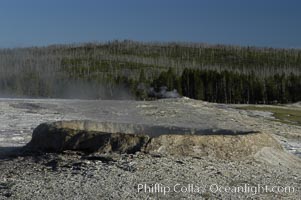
[0,147,25,160]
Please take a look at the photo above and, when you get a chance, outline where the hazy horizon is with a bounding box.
[0,0,300,49]
[0,40,300,51]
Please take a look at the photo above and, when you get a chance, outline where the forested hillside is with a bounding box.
[0,40,300,103]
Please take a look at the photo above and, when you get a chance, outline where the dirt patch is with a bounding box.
[238,105,301,126]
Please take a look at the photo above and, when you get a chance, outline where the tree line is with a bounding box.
[0,40,300,103]
[150,68,301,104]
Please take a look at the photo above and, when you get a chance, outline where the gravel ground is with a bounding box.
[0,151,300,200]
[0,98,300,199]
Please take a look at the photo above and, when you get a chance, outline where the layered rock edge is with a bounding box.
[24,120,284,160]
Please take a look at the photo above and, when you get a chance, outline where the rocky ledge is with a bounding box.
[26,120,282,160]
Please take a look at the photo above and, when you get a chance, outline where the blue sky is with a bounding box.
[0,0,300,48]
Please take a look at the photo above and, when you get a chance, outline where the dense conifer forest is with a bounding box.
[0,40,300,103]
